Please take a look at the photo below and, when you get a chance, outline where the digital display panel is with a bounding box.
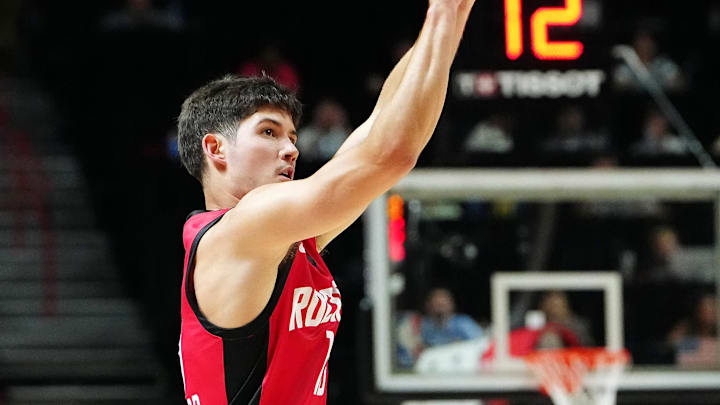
[453,0,610,99]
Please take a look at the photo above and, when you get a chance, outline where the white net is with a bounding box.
[525,348,629,405]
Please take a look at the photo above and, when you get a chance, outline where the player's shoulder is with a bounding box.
[199,205,292,263]
[182,209,230,247]
[184,209,229,233]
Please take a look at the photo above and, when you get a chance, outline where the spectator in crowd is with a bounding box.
[661,226,712,282]
[629,108,687,157]
[643,225,682,282]
[462,113,514,154]
[538,291,594,347]
[668,293,718,368]
[613,29,685,92]
[480,293,589,363]
[420,287,484,347]
[634,225,713,283]
[396,287,484,368]
[100,0,185,32]
[236,44,300,92]
[541,105,611,155]
[296,99,351,163]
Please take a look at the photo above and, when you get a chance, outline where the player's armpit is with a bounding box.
[315,206,367,253]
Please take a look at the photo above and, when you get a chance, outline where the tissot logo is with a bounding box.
[454,70,606,99]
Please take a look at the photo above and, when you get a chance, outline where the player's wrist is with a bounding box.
[426,1,458,25]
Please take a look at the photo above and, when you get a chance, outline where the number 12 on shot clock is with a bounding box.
[504,0,584,60]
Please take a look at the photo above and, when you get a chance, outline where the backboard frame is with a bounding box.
[365,169,720,394]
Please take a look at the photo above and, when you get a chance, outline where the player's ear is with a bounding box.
[202,133,228,169]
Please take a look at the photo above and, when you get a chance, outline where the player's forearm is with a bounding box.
[373,0,472,116]
[372,45,415,116]
[331,47,416,159]
[375,0,473,115]
[334,1,474,160]
[364,4,460,165]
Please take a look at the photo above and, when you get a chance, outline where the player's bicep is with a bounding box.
[223,145,411,253]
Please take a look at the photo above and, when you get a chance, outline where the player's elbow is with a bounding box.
[377,147,418,176]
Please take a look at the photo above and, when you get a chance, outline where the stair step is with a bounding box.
[0,169,86,190]
[0,229,108,248]
[0,261,118,281]
[0,348,161,382]
[0,189,92,210]
[1,347,155,365]
[0,245,110,264]
[0,281,125,299]
[0,315,151,348]
[0,156,80,172]
[0,209,96,228]
[5,385,162,405]
[0,298,136,316]
[0,77,163,397]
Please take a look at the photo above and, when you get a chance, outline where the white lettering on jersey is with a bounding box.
[289,282,341,331]
[289,287,312,331]
[186,394,201,405]
[305,289,328,327]
[298,242,306,253]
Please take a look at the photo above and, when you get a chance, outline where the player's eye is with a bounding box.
[263,128,274,137]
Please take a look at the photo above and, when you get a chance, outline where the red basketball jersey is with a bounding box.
[179,210,342,405]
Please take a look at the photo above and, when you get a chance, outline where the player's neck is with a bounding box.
[204,190,240,210]
[202,178,243,210]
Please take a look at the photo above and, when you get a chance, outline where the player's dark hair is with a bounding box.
[177,74,302,182]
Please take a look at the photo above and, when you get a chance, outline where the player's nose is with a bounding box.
[280,140,299,163]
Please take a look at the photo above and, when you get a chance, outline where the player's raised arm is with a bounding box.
[220,0,476,255]
[334,0,475,159]
[315,0,476,250]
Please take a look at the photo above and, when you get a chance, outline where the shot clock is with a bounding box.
[504,0,583,60]
[454,0,608,99]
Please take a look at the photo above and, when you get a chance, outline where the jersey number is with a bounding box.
[313,330,335,396]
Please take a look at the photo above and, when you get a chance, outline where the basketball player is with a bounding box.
[176,1,476,404]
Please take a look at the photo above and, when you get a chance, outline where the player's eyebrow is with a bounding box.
[257,118,297,135]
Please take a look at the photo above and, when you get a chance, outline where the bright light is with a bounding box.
[504,0,584,61]
[387,195,406,262]
[531,0,584,60]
